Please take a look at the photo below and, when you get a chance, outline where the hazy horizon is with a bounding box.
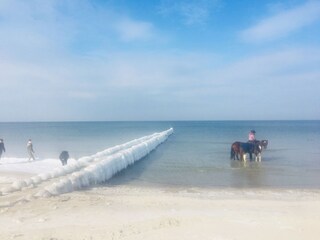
[1,119,319,123]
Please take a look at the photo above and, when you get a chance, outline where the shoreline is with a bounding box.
[2,169,320,195]
[1,171,320,239]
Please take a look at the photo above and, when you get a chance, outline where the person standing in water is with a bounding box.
[27,139,35,161]
[248,130,256,143]
[0,139,5,159]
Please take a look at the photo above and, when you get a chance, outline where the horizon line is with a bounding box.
[0,119,319,123]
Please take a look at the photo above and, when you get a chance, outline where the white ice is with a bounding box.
[0,128,173,197]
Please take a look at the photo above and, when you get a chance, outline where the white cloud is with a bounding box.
[0,0,78,60]
[113,18,155,42]
[0,0,159,60]
[241,1,320,43]
[1,45,320,120]
[216,48,320,82]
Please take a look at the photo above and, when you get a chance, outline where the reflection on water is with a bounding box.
[230,160,262,169]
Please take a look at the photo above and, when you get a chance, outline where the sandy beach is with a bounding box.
[1,172,320,240]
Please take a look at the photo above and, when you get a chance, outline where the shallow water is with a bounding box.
[1,121,320,189]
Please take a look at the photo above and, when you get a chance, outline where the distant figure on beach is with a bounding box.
[248,130,256,143]
[59,151,69,166]
[0,139,5,159]
[27,139,35,161]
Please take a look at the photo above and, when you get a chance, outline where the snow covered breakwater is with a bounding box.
[1,128,173,197]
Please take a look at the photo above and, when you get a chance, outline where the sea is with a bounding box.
[0,121,320,189]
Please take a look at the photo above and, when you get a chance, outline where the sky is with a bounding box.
[0,0,319,121]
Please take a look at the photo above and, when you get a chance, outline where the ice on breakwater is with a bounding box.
[1,128,173,197]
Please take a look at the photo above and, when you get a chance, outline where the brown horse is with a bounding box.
[230,141,263,161]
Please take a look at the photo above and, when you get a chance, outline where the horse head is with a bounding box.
[260,140,268,149]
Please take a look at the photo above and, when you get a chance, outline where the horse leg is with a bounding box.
[230,148,235,160]
[233,149,239,160]
[241,151,247,162]
[235,145,240,160]
[257,153,262,162]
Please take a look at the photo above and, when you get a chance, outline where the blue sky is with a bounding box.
[0,0,319,121]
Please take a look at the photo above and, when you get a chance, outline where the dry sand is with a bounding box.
[1,172,320,240]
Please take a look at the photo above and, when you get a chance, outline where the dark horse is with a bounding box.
[230,141,263,161]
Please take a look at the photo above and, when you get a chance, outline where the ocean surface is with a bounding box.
[0,121,320,189]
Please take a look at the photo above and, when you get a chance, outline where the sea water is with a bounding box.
[0,121,320,189]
